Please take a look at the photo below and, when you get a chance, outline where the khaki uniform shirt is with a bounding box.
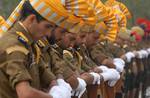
[49,44,75,80]
[0,22,55,98]
[77,45,98,69]
[63,48,87,74]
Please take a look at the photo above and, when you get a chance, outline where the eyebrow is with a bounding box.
[46,24,55,28]
[61,29,67,33]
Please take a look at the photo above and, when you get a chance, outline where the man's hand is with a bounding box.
[72,78,87,98]
[16,81,53,98]
[93,67,103,73]
[49,80,57,89]
[89,72,101,85]
[80,73,94,84]
[102,59,116,68]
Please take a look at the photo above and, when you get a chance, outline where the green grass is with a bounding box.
[0,0,19,18]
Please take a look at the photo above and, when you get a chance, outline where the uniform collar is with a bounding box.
[13,22,34,45]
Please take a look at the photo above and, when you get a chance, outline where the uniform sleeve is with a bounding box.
[78,47,92,72]
[90,46,108,65]
[39,58,56,88]
[63,52,86,74]
[63,51,77,71]
[81,61,91,72]
[119,13,127,29]
[4,51,32,89]
[113,46,126,58]
[50,50,64,76]
[50,49,74,79]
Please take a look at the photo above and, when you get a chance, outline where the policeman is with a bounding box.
[0,0,81,98]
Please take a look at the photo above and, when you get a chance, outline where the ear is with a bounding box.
[27,14,37,24]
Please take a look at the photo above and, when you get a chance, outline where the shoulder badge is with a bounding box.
[6,45,29,55]
[16,31,29,48]
[63,50,73,58]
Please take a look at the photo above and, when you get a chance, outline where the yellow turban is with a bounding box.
[95,7,123,34]
[63,0,118,42]
[105,0,132,19]
[108,7,127,29]
[62,0,97,25]
[0,16,6,34]
[68,22,84,34]
[0,0,82,33]
[94,6,118,42]
[0,16,5,26]
[88,0,118,42]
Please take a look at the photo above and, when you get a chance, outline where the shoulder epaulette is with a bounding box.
[63,50,73,58]
[6,45,29,55]
[16,31,29,48]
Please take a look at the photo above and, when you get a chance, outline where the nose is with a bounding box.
[45,31,51,38]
